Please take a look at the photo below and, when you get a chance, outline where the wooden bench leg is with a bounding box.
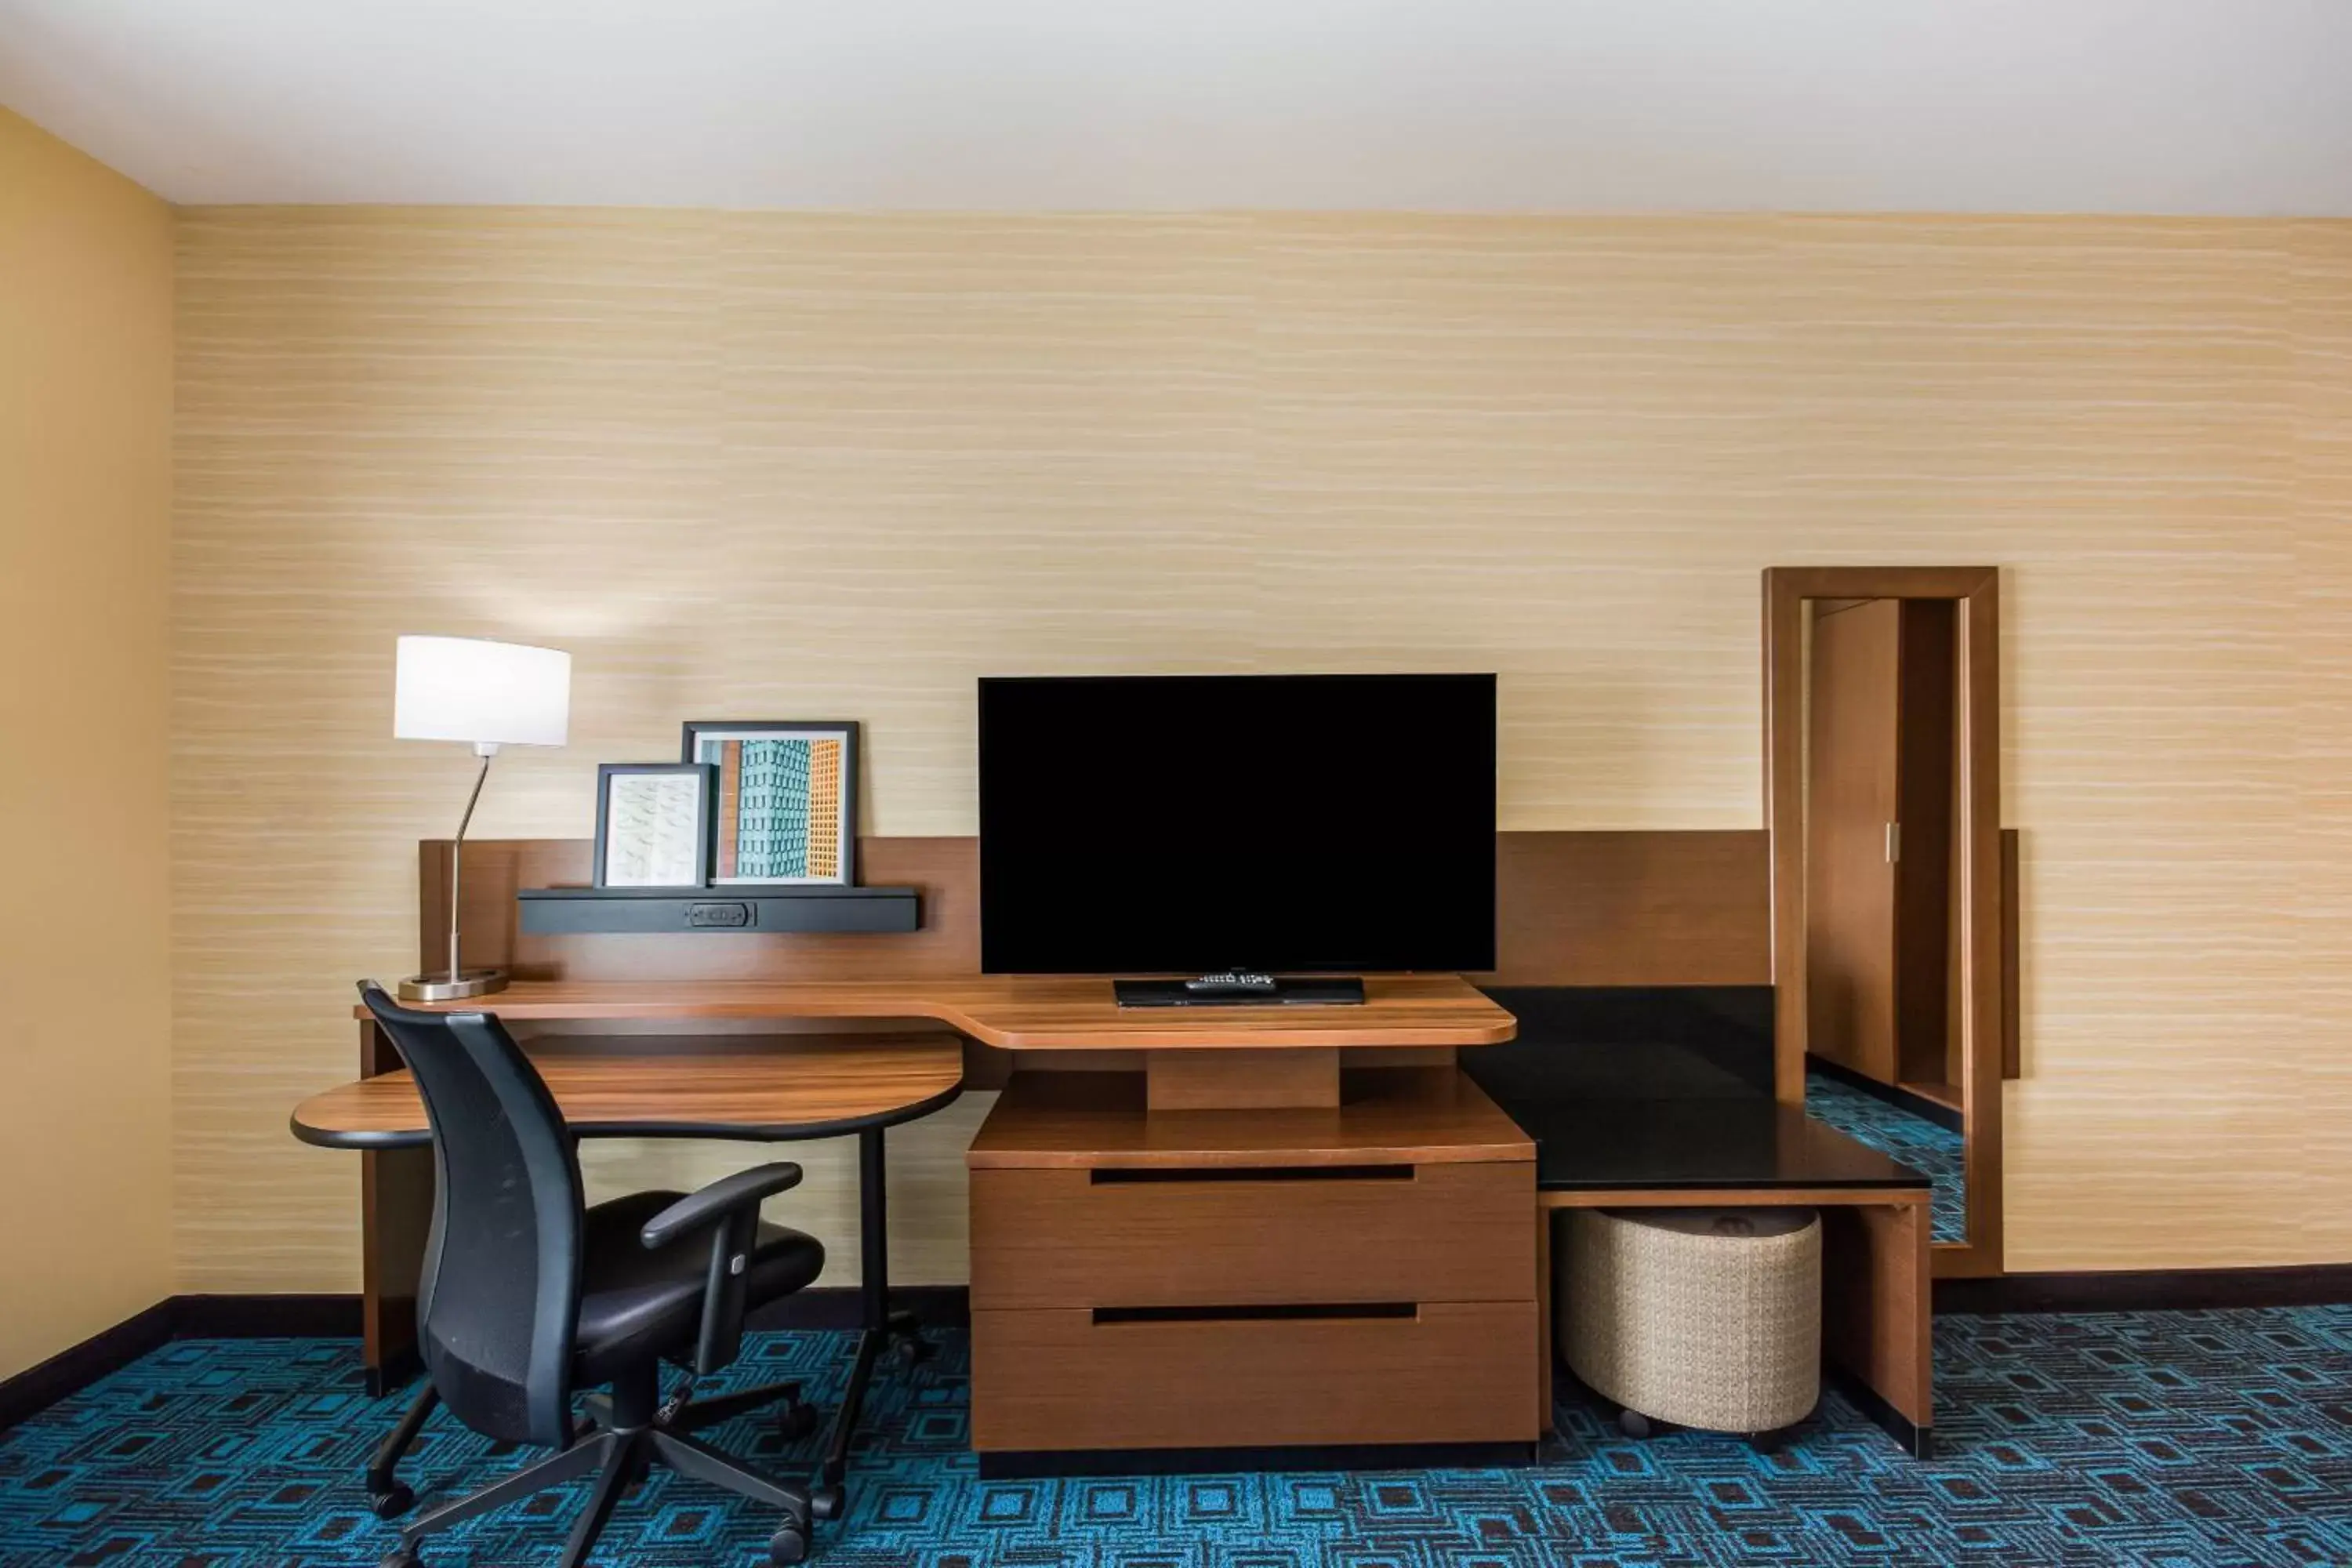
[1820,1200,1933,1456]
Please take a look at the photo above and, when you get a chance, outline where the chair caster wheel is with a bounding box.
[769,1524,810,1564]
[380,1549,422,1568]
[368,1483,414,1519]
[776,1401,821,1442]
[891,1335,933,1368]
[1618,1408,1653,1439]
[809,1483,845,1521]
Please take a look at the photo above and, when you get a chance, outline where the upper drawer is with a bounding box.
[970,1159,1533,1308]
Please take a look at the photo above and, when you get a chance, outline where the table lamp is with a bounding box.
[394,635,572,1001]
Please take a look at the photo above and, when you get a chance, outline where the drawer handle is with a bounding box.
[1091,1303,1418,1325]
[1090,1164,1414,1186]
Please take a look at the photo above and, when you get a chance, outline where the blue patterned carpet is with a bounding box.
[1805,1073,1969,1243]
[4,1310,2348,1567]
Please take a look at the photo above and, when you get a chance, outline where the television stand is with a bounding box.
[1115,975,1367,1008]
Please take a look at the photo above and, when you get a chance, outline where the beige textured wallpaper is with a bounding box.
[172,209,2352,1288]
[1,109,175,1377]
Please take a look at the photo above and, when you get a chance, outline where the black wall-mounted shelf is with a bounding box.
[517,885,920,936]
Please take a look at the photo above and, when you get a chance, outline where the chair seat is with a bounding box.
[574,1191,826,1385]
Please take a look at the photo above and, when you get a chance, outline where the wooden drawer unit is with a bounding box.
[967,1067,1541,1460]
[970,1160,1532,1309]
[971,1301,1539,1453]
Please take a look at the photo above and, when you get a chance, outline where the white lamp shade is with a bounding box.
[394,636,571,747]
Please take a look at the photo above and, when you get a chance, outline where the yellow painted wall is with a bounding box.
[169,209,2352,1290]
[0,110,176,1377]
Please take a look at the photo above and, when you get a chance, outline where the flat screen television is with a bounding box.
[978,673,1496,989]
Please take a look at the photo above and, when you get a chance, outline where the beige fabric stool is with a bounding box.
[1560,1207,1821,1436]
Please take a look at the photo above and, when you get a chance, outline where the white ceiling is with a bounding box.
[4,0,2349,213]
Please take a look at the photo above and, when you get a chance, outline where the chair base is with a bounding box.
[369,1374,819,1518]
[383,1366,818,1566]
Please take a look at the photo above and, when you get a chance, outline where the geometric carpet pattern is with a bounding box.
[1804,1071,1970,1243]
[3,1309,2347,1566]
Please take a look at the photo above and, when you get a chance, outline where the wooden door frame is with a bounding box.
[1764,566,2004,1278]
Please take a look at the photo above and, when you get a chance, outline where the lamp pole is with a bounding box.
[400,741,513,1003]
[445,745,495,985]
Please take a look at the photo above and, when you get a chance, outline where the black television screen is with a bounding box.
[978,673,1497,975]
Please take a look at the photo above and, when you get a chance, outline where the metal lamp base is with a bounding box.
[397,968,509,1004]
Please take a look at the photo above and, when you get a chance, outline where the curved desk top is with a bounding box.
[293,1029,966,1149]
[353,973,1517,1052]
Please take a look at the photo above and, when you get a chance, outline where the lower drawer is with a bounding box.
[971,1301,1538,1453]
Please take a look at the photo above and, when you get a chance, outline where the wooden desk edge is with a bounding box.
[967,1141,1534,1171]
[292,1080,967,1152]
[296,1030,969,1149]
[350,981,1519,1052]
[1537,1185,1929,1208]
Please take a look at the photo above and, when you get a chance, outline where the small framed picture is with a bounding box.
[594,764,717,889]
[681,720,859,886]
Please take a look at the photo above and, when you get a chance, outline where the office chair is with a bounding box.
[355,982,834,1566]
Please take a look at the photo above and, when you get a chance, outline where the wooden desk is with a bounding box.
[334,973,1512,1385]
[330,1021,976,1385]
[293,1032,964,1149]
[302,1027,967,1498]
[321,841,1528,1473]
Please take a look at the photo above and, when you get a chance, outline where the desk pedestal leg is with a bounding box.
[816,1127,932,1501]
[861,1124,888,1338]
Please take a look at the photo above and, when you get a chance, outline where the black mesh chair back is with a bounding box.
[358,982,583,1448]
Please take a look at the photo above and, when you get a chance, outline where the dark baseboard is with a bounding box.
[3,1286,971,1432]
[1805,1053,1965,1134]
[175,1293,365,1338]
[1937,1264,2352,1315]
[0,1300,176,1434]
[2,1295,365,1433]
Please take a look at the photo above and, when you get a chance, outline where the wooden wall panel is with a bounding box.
[172,211,2352,1287]
[436,831,1769,994]
[1483,831,1769,987]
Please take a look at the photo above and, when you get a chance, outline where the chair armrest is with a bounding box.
[640,1162,804,1250]
[641,1162,808,1377]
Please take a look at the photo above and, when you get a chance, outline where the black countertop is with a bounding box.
[1485,1095,1929,1192]
[1465,986,1930,1194]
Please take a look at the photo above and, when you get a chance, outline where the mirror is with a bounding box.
[1765,568,2004,1276]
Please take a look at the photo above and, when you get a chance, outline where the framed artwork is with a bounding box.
[593,763,716,889]
[681,720,860,886]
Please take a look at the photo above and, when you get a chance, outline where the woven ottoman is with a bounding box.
[1560,1207,1821,1439]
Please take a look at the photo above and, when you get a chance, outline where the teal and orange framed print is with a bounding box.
[680,720,860,887]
